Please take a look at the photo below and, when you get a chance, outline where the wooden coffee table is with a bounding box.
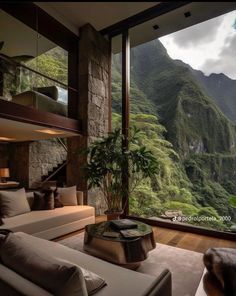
[84,220,156,269]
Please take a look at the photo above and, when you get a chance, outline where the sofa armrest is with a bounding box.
[76,191,84,205]
[142,269,172,296]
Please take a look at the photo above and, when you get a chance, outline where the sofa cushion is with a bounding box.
[34,86,59,101]
[0,233,87,296]
[0,264,52,296]
[0,206,94,235]
[57,186,78,206]
[80,266,106,295]
[0,188,31,218]
[32,190,54,211]
[26,191,35,209]
[13,232,157,296]
[32,192,45,210]
[53,188,64,208]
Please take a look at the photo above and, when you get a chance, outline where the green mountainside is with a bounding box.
[130,40,236,156]
[112,39,236,230]
[192,71,236,124]
[175,59,236,124]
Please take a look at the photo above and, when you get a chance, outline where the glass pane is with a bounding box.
[26,40,68,85]
[0,8,68,117]
[129,7,236,232]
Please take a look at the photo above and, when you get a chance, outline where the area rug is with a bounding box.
[59,233,204,296]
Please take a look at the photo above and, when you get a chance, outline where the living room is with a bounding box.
[0,2,236,296]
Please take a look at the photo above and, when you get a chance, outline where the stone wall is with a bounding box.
[4,139,66,188]
[67,24,110,214]
[29,139,67,188]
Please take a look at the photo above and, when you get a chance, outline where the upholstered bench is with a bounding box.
[0,189,95,240]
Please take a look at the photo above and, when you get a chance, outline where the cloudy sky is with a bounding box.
[159,10,236,80]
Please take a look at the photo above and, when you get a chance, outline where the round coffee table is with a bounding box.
[84,220,156,269]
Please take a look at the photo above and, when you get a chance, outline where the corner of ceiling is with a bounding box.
[34,2,79,36]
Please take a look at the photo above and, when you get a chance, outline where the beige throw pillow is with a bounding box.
[57,186,78,206]
[0,188,31,218]
[0,233,88,296]
[80,266,107,295]
[58,258,107,295]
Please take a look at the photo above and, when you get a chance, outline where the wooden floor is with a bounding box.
[55,215,236,253]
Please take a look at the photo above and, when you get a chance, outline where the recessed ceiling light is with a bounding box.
[0,137,16,141]
[153,24,159,30]
[184,11,191,18]
[34,129,64,135]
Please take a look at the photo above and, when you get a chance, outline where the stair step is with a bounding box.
[41,160,67,182]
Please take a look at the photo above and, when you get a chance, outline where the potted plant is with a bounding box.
[85,127,158,220]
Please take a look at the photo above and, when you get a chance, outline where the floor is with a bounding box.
[55,215,236,253]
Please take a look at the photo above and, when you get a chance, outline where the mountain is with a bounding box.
[192,71,236,123]
[129,40,236,157]
[174,59,236,124]
[112,55,156,116]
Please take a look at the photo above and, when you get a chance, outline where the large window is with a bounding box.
[112,8,236,233]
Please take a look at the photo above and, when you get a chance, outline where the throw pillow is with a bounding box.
[204,247,236,295]
[0,188,31,218]
[57,258,106,296]
[53,188,64,208]
[43,189,54,210]
[34,86,58,101]
[0,229,12,236]
[32,192,45,211]
[80,266,107,295]
[0,233,87,296]
[26,191,35,209]
[32,190,54,211]
[57,186,77,206]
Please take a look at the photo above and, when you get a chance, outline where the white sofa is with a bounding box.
[0,232,172,296]
[0,191,95,240]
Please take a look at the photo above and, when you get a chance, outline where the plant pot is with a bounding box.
[104,210,123,221]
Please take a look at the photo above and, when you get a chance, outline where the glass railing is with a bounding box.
[0,54,68,117]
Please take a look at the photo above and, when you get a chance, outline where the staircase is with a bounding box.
[41,159,67,183]
[31,138,67,189]
[41,138,67,187]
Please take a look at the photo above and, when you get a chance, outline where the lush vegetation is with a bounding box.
[230,196,236,208]
[112,39,236,231]
[113,113,229,230]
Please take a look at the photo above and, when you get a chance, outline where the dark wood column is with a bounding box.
[122,30,130,216]
[0,72,3,96]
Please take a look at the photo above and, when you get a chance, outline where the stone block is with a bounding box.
[88,76,106,97]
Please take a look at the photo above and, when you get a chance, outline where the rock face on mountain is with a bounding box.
[115,39,236,157]
[192,71,236,124]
